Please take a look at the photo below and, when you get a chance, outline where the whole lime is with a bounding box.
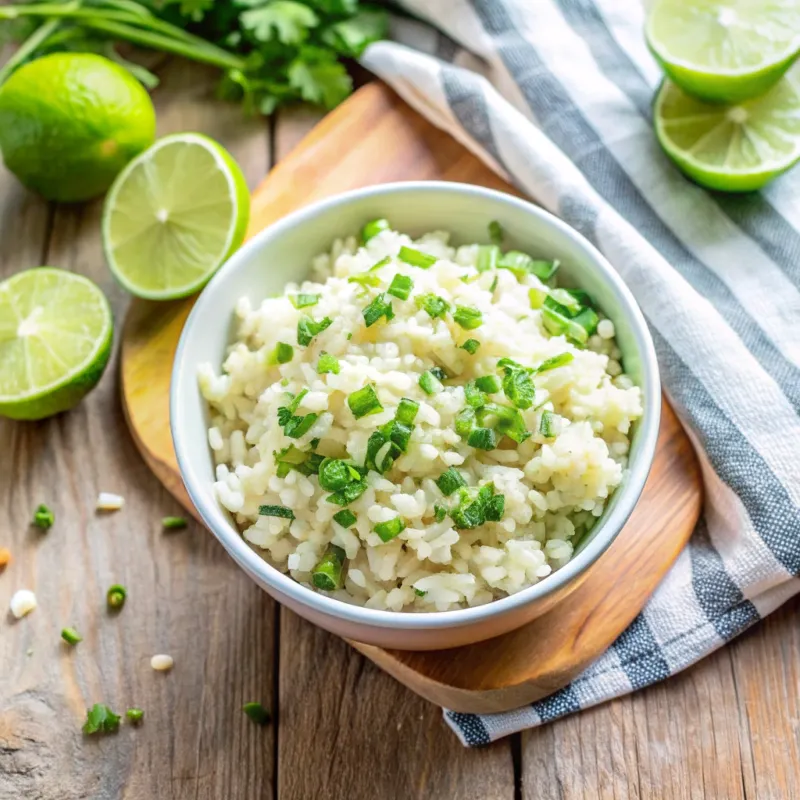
[0,53,156,203]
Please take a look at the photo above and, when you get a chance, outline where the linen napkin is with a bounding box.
[360,0,800,746]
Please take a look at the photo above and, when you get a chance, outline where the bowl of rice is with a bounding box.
[172,182,660,650]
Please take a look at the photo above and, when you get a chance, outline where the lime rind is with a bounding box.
[0,268,113,420]
[102,133,250,301]
[646,0,800,103]
[654,69,800,192]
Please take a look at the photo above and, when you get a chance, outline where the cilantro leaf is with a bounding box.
[240,1,319,45]
[288,47,352,108]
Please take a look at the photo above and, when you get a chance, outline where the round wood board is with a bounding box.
[121,82,703,714]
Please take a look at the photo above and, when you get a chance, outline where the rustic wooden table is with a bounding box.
[1,60,799,800]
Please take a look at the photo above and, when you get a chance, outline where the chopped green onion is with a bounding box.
[449,484,496,530]
[414,588,427,597]
[536,352,574,373]
[258,505,295,520]
[549,288,583,315]
[453,305,483,330]
[107,585,126,610]
[464,380,487,408]
[362,218,390,242]
[398,246,437,269]
[243,702,271,726]
[333,509,357,528]
[435,467,467,497]
[317,352,341,374]
[362,293,394,327]
[434,504,447,523]
[365,430,395,473]
[61,627,82,645]
[318,458,361,492]
[381,419,412,452]
[476,244,500,272]
[348,384,383,419]
[32,504,54,530]
[419,371,443,395]
[499,361,535,410]
[161,516,188,530]
[374,516,406,543]
[499,251,560,281]
[369,255,391,271]
[430,366,448,381]
[348,273,382,289]
[455,407,477,438]
[396,398,420,425]
[488,220,504,245]
[570,307,599,340]
[475,375,501,394]
[274,445,322,478]
[467,427,497,450]
[126,708,144,724]
[479,403,531,444]
[289,293,320,309]
[529,287,547,309]
[282,412,318,439]
[269,342,294,365]
[325,480,368,506]
[387,274,414,300]
[540,410,557,438]
[83,704,120,735]
[485,494,505,521]
[542,297,598,345]
[460,339,481,354]
[284,389,308,415]
[416,293,450,319]
[297,315,333,346]
[311,544,346,590]
[529,259,560,280]
[490,275,499,292]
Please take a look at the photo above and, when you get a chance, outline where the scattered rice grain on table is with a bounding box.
[199,226,643,612]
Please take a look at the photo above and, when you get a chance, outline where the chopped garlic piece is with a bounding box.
[150,654,174,671]
[96,492,125,511]
[10,589,37,618]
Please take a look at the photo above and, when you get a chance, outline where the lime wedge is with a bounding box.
[646,0,800,103]
[102,133,250,300]
[0,268,113,420]
[654,68,800,192]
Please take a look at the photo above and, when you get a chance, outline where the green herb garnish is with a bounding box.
[274,445,323,478]
[348,273,382,290]
[536,352,574,373]
[474,375,501,394]
[488,220,504,245]
[317,352,340,374]
[455,407,477,438]
[416,293,450,319]
[362,218,390,242]
[348,384,383,419]
[83,704,120,735]
[436,467,466,497]
[370,255,391,271]
[460,339,480,354]
[162,516,188,530]
[289,293,319,309]
[269,342,294,365]
[126,708,144,724]
[362,292,394,327]
[398,246,437,269]
[433,504,447,523]
[453,305,483,330]
[333,509,357,528]
[318,458,362,492]
[467,427,497,450]
[107,585,126,610]
[498,360,535,410]
[297,315,332,346]
[374,516,406,543]
[414,588,427,597]
[387,274,413,300]
[464,380,487,408]
[311,544,346,590]
[243,702,271,726]
[478,403,531,444]
[32,504,54,530]
[419,370,443,395]
[258,505,295,520]
[540,410,557,438]
[61,627,82,645]
[529,287,548,309]
[395,398,420,426]
[326,480,368,506]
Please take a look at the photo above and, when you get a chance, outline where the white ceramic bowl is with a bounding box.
[171,182,660,650]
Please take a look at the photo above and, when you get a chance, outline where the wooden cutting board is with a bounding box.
[121,82,702,714]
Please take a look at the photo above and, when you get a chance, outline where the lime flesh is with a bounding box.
[0,268,113,420]
[646,0,800,103]
[654,67,800,192]
[0,53,156,203]
[102,133,250,301]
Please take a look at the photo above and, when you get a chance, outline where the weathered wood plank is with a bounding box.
[0,58,274,800]
[273,107,517,800]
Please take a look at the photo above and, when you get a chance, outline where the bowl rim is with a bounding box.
[171,180,661,632]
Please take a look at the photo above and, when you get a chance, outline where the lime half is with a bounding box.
[654,68,800,192]
[102,133,250,300]
[0,268,113,420]
[646,0,800,103]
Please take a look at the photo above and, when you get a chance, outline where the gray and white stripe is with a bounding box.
[362,0,800,746]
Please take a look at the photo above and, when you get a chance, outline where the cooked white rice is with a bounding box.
[199,227,642,612]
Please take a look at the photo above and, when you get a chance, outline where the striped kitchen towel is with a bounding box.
[361,0,800,746]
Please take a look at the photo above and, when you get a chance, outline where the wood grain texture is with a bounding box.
[121,81,701,713]
[0,60,276,800]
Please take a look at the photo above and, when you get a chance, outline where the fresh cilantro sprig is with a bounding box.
[0,0,388,113]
